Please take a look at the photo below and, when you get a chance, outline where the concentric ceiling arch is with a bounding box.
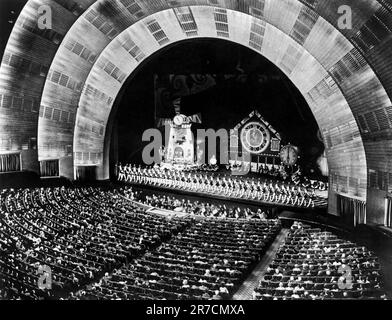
[1,0,392,222]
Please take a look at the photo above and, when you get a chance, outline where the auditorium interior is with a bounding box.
[0,0,392,301]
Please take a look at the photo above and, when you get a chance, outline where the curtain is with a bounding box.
[76,166,96,182]
[353,199,367,226]
[338,195,366,227]
[40,160,59,177]
[385,197,392,228]
[0,153,21,172]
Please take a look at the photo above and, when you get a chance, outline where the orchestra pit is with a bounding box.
[0,0,392,302]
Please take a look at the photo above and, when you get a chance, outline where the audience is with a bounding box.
[120,187,272,220]
[253,222,386,300]
[0,187,187,300]
[0,187,386,301]
[72,218,281,300]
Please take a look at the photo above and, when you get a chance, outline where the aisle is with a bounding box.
[231,228,289,300]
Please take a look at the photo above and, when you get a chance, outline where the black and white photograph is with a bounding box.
[0,0,391,313]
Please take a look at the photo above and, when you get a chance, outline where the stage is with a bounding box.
[119,180,328,213]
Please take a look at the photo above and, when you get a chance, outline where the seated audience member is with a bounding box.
[253,222,385,300]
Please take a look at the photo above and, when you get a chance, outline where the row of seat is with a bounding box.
[0,187,187,299]
[253,222,386,300]
[121,186,272,219]
[72,218,282,300]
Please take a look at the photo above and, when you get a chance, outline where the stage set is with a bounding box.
[159,110,302,175]
[118,110,329,212]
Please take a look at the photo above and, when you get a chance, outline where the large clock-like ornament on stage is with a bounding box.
[241,121,271,154]
[173,114,185,126]
[280,144,299,166]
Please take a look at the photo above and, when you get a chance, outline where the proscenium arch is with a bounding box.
[70,7,368,212]
[0,0,390,223]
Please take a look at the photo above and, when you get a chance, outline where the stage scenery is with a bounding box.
[0,0,391,303]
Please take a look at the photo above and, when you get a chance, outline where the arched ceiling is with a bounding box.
[70,7,366,191]
[0,0,392,206]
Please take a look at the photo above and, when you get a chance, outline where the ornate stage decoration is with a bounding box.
[240,121,271,154]
[230,110,283,173]
[163,114,195,170]
[280,143,299,167]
